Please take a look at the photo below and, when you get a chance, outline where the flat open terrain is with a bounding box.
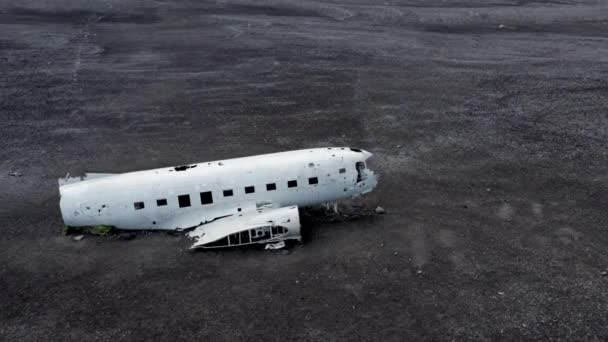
[1,0,607,340]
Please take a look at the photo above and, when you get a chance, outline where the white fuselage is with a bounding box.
[59,147,378,230]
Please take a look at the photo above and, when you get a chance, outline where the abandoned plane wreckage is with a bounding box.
[58,148,378,249]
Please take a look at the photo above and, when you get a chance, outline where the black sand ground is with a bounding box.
[1,0,607,340]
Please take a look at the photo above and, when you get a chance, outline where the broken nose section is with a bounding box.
[361,169,378,195]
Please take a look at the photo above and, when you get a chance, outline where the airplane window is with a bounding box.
[271,226,278,235]
[308,177,318,185]
[223,189,233,197]
[245,186,255,194]
[200,191,213,205]
[134,201,144,210]
[178,194,191,208]
[266,183,276,191]
[156,199,167,206]
[339,168,346,174]
[287,180,297,188]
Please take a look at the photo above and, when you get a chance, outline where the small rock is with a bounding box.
[73,235,85,241]
[375,206,385,214]
[416,270,423,274]
[393,251,398,256]
[486,188,492,192]
[601,271,607,277]
[281,249,291,255]
[498,291,505,295]
[498,24,506,29]
[396,145,402,148]
[9,171,22,177]
[380,243,384,247]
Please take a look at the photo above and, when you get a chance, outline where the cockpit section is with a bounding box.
[347,149,378,196]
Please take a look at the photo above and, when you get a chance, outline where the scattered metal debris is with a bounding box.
[73,235,85,241]
[265,241,286,250]
[8,171,22,177]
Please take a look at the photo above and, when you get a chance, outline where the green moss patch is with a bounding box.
[90,225,115,236]
[63,225,84,235]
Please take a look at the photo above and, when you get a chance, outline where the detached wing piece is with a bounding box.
[187,206,301,249]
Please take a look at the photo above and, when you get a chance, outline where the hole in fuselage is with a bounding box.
[174,164,197,172]
[356,161,366,183]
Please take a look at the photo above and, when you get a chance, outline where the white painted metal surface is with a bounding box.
[58,147,378,248]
